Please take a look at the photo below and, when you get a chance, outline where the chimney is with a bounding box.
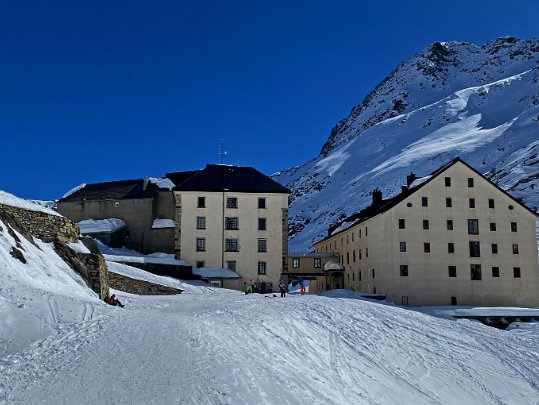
[406,172,418,187]
[372,188,382,207]
[401,185,408,193]
[143,177,150,190]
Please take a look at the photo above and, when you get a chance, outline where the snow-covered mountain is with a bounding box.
[274,37,539,251]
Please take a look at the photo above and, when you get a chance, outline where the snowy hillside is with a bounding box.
[274,37,539,251]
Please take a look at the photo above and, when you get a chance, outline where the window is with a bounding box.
[372,268,375,278]
[196,216,206,229]
[445,177,451,187]
[226,197,238,208]
[469,198,475,208]
[400,242,406,252]
[226,261,236,271]
[258,198,266,209]
[352,233,354,242]
[467,219,479,235]
[422,197,428,207]
[400,265,408,277]
[225,238,238,252]
[359,249,362,260]
[359,229,362,238]
[448,266,456,277]
[197,196,205,208]
[346,235,349,244]
[365,227,368,237]
[491,243,498,254]
[471,264,482,280]
[258,262,266,275]
[423,219,430,230]
[346,252,350,265]
[366,248,369,257]
[196,261,204,268]
[352,273,355,282]
[488,199,495,209]
[512,244,519,254]
[492,267,499,277]
[451,297,457,306]
[490,222,497,231]
[196,238,205,252]
[511,222,518,232]
[258,218,267,230]
[424,243,431,253]
[468,178,474,188]
[314,258,321,268]
[353,250,356,262]
[448,243,455,253]
[469,241,480,257]
[359,271,362,281]
[514,267,521,278]
[225,217,239,230]
[258,239,267,252]
[292,258,300,268]
[398,219,405,229]
[447,220,454,230]
[446,197,452,207]
[402,296,409,305]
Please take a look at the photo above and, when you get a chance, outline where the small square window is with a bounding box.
[225,217,239,230]
[421,197,428,207]
[469,198,475,208]
[492,267,499,277]
[258,198,266,209]
[400,265,408,276]
[469,241,480,257]
[513,267,521,278]
[468,219,479,235]
[258,262,266,275]
[468,178,474,188]
[196,216,206,230]
[423,219,429,230]
[448,266,456,277]
[424,243,431,253]
[226,261,236,271]
[471,264,482,280]
[400,242,406,252]
[225,238,238,252]
[445,177,451,187]
[488,199,495,209]
[293,258,300,268]
[258,239,267,252]
[226,197,238,208]
[196,261,205,268]
[398,219,405,229]
[447,220,454,230]
[491,243,498,254]
[446,197,452,207]
[513,244,519,254]
[490,223,497,231]
[197,196,206,208]
[258,218,267,230]
[448,243,455,253]
[511,222,517,232]
[314,258,321,268]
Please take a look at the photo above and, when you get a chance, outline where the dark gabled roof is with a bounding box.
[59,179,162,202]
[165,170,200,186]
[173,164,291,194]
[324,157,538,241]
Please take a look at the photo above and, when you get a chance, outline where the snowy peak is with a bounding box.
[275,37,539,251]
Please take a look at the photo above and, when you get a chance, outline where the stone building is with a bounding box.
[314,158,539,307]
[58,164,290,292]
[284,252,343,293]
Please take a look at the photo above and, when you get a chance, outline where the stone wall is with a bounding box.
[0,203,79,243]
[113,261,193,280]
[108,272,182,295]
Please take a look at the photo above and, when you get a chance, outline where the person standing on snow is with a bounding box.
[279,282,286,297]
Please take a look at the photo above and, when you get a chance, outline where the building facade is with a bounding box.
[315,158,539,307]
[285,252,343,293]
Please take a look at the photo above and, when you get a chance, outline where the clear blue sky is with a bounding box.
[2,0,539,200]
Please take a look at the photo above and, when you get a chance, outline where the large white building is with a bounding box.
[315,158,539,307]
[170,164,290,291]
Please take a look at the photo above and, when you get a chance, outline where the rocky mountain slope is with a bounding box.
[274,37,539,251]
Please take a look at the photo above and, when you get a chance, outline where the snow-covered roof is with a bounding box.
[149,177,175,190]
[0,190,61,216]
[151,219,175,229]
[62,183,86,199]
[409,175,432,189]
[77,218,126,234]
[323,260,344,271]
[192,267,240,279]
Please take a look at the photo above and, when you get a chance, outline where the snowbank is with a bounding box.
[77,218,126,234]
[0,190,61,216]
[151,218,175,229]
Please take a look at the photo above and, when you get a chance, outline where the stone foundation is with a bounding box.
[108,272,182,295]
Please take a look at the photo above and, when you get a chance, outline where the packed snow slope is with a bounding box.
[273,37,539,251]
[2,210,539,404]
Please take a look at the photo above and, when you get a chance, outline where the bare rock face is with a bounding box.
[274,37,539,251]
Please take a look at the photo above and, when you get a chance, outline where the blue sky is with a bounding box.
[1,0,539,200]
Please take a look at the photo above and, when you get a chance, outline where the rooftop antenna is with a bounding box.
[219,138,227,164]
